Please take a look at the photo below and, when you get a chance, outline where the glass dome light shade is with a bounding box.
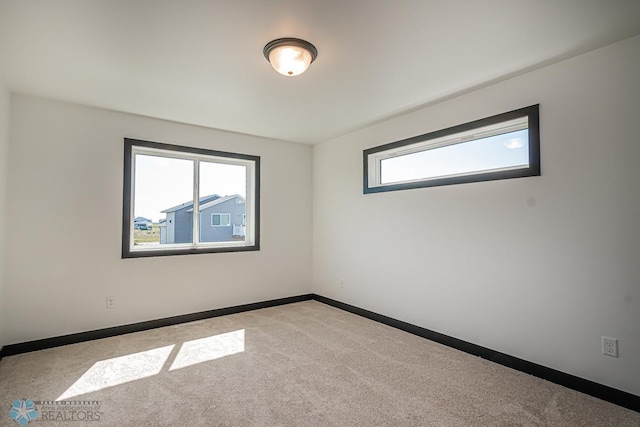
[264,38,318,77]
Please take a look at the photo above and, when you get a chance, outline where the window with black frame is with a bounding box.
[364,105,540,193]
[122,138,260,258]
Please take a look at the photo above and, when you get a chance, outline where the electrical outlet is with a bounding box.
[106,296,115,309]
[602,336,618,357]
[340,279,344,289]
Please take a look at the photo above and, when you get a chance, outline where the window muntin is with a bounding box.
[211,213,231,227]
[364,105,540,193]
[123,139,260,258]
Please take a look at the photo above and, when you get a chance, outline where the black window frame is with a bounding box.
[122,138,260,258]
[363,104,540,194]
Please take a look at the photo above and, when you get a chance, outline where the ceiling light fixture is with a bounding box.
[263,38,318,77]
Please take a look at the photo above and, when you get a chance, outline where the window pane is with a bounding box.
[134,155,194,246]
[199,162,247,243]
[380,129,529,184]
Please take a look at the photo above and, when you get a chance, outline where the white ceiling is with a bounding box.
[1,1,640,144]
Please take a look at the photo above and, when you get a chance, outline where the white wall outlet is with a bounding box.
[340,279,344,289]
[106,296,115,309]
[602,336,618,357]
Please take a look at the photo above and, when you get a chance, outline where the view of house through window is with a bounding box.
[123,139,260,258]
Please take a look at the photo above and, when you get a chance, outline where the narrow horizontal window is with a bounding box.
[364,105,540,193]
[122,139,260,258]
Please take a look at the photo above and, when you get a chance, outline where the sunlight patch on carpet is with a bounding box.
[55,330,245,400]
[169,329,245,371]
[57,345,175,400]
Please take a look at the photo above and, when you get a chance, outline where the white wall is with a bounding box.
[5,95,312,344]
[0,79,9,348]
[313,35,640,395]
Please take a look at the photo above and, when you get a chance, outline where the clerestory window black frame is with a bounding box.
[363,105,540,194]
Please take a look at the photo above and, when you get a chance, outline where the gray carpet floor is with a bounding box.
[0,301,638,426]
